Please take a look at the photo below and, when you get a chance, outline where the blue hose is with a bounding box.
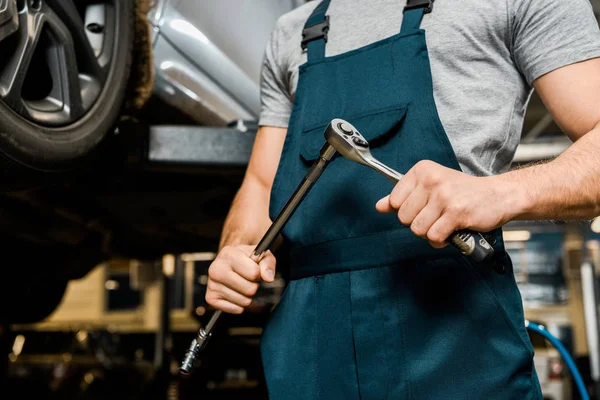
[526,320,589,400]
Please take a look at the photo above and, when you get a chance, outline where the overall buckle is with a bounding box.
[404,0,434,13]
[301,15,330,51]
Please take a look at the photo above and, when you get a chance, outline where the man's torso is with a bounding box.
[264,0,595,175]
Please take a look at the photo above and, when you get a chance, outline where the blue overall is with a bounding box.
[261,2,543,399]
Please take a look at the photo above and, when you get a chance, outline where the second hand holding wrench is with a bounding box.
[324,118,495,262]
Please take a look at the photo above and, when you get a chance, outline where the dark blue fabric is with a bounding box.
[304,0,330,62]
[400,6,426,35]
[262,3,543,399]
[289,228,506,280]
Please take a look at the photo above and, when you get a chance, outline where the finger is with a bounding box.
[237,244,257,257]
[427,215,456,248]
[376,172,417,213]
[388,169,417,210]
[229,248,262,282]
[410,204,442,239]
[221,270,260,297]
[208,280,254,308]
[376,195,395,213]
[207,298,245,315]
[259,251,277,282]
[398,186,429,226]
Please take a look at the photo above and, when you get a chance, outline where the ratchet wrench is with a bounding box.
[180,118,495,375]
[324,118,495,262]
[179,142,338,375]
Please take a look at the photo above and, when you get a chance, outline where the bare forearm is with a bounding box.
[219,178,272,250]
[378,59,600,245]
[499,123,600,221]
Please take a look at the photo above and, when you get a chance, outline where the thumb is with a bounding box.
[259,251,277,282]
[376,195,395,213]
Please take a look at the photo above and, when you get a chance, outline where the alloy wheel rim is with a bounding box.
[0,0,116,127]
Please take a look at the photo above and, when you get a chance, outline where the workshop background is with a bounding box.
[1,0,600,399]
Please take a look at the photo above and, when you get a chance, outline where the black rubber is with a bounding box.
[0,0,134,174]
[0,229,109,324]
[0,278,68,324]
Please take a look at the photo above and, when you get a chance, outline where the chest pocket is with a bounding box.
[293,104,410,247]
[300,105,408,162]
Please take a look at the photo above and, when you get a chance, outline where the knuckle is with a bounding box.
[389,191,402,209]
[241,297,253,307]
[398,210,410,225]
[423,173,439,188]
[206,279,217,291]
[458,212,471,227]
[267,251,277,264]
[435,186,451,203]
[246,283,259,297]
[230,262,249,278]
[208,264,225,282]
[208,265,219,280]
[231,307,244,315]
[398,205,414,225]
[220,246,232,258]
[250,267,261,281]
[427,229,444,243]
[447,202,465,217]
[414,160,428,171]
[411,223,426,237]
[205,293,216,306]
[415,160,433,175]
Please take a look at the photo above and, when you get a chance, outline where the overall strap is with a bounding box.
[302,0,331,62]
[401,0,434,34]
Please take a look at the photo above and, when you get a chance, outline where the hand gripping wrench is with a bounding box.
[179,118,494,375]
[324,118,495,262]
[179,142,338,375]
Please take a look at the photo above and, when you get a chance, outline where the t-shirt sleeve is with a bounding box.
[512,0,600,86]
[258,22,294,128]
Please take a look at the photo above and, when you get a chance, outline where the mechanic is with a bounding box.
[205,0,600,398]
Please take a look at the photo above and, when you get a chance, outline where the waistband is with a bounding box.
[289,227,505,280]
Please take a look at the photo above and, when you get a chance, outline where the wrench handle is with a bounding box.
[180,144,338,376]
[449,230,494,262]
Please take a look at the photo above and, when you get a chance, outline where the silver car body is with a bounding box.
[146,0,599,163]
[148,0,306,126]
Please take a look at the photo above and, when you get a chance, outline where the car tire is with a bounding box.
[0,0,134,175]
[0,278,68,324]
[0,233,109,324]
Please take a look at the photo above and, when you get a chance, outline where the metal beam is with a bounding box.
[522,112,554,144]
[513,139,571,163]
[147,125,256,167]
[148,125,573,168]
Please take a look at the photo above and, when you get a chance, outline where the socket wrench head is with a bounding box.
[324,118,404,184]
[179,328,212,376]
[324,119,373,167]
[179,338,200,376]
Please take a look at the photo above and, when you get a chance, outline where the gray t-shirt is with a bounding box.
[259,0,600,176]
